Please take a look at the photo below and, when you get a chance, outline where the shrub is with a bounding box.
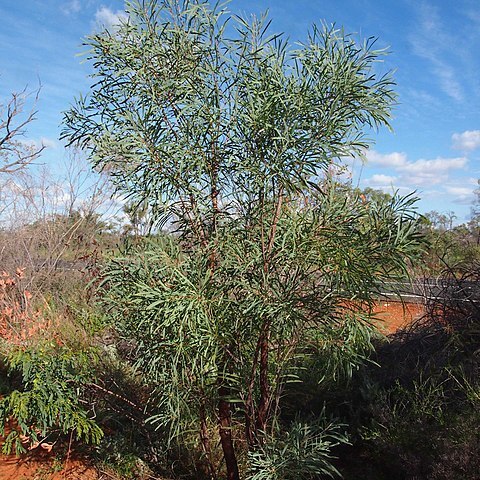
[0,268,103,454]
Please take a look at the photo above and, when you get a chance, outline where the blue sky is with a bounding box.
[1,0,479,222]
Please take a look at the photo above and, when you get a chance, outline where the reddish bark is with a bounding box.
[255,320,271,434]
[200,406,216,479]
[218,386,240,480]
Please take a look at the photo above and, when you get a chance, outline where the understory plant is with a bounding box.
[247,414,348,480]
[62,1,424,477]
[0,343,103,454]
[0,268,103,454]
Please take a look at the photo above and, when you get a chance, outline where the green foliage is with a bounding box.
[96,438,155,480]
[247,415,348,480]
[418,194,480,274]
[420,223,480,274]
[354,372,480,480]
[62,0,396,221]
[99,188,422,471]
[0,342,103,454]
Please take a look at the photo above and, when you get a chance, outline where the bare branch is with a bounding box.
[0,88,45,174]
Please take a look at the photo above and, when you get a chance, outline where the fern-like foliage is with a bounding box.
[0,342,103,454]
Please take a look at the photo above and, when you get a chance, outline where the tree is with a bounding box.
[445,211,456,230]
[470,179,480,244]
[0,88,45,174]
[425,210,444,230]
[122,198,150,236]
[62,1,423,478]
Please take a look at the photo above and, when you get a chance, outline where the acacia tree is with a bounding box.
[63,1,423,478]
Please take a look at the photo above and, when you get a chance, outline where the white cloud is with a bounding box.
[435,66,463,103]
[399,157,466,175]
[40,137,57,149]
[398,157,467,186]
[61,0,81,15]
[365,150,467,187]
[94,6,127,30]
[467,9,480,27]
[452,130,480,152]
[409,3,464,102]
[365,174,398,186]
[444,186,472,197]
[365,150,407,168]
[444,182,477,205]
[20,137,57,151]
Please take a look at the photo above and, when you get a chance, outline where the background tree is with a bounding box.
[0,149,119,304]
[0,88,44,174]
[122,198,150,237]
[469,179,480,245]
[425,210,448,231]
[62,1,423,478]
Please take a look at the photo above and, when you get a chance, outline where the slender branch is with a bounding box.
[265,186,284,267]
[87,382,142,411]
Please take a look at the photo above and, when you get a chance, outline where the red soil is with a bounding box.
[0,450,98,480]
[0,420,99,479]
[372,301,424,334]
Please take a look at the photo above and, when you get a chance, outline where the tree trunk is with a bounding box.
[218,385,240,480]
[200,406,216,479]
[210,149,239,479]
[256,320,271,435]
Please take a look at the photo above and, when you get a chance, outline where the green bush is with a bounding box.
[0,342,103,454]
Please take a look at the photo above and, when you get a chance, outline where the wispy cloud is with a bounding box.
[365,151,407,168]
[445,186,472,196]
[409,3,464,102]
[61,0,81,15]
[398,157,467,185]
[444,186,474,204]
[466,8,480,27]
[19,137,57,152]
[94,6,127,30]
[363,174,398,189]
[360,146,476,209]
[452,130,480,152]
[40,137,57,149]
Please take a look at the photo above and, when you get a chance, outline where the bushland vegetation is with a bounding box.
[0,1,478,479]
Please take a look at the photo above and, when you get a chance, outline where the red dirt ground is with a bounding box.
[0,450,99,480]
[372,301,424,334]
[0,424,101,479]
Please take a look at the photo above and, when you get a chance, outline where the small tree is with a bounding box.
[63,1,423,477]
